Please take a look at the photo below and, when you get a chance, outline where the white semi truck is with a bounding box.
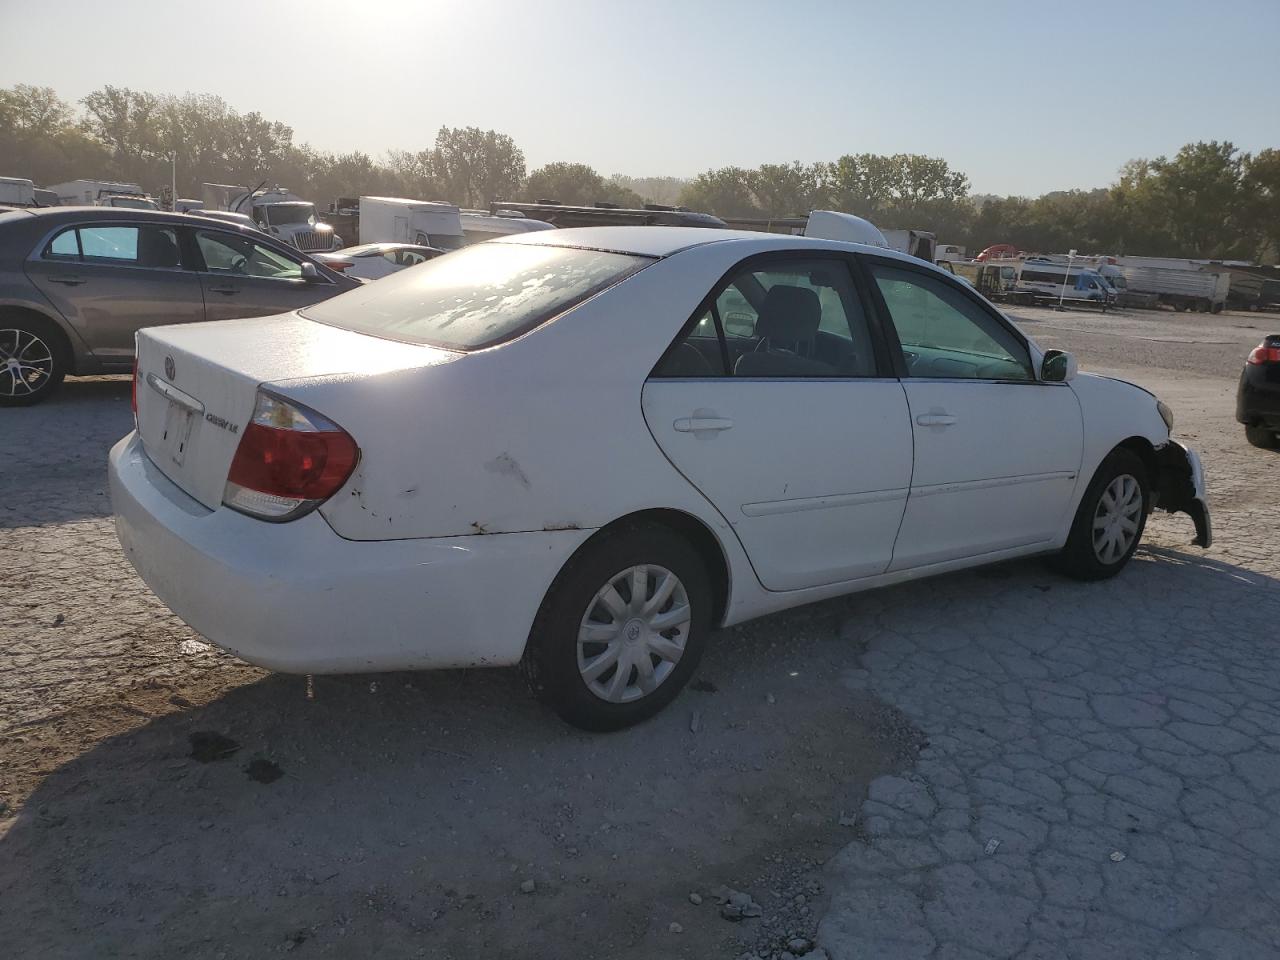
[358,197,465,249]
[202,183,343,253]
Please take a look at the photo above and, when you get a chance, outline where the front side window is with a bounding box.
[195,230,302,280]
[870,262,1033,381]
[302,241,651,350]
[653,257,879,379]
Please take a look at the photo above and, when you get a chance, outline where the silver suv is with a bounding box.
[0,207,359,405]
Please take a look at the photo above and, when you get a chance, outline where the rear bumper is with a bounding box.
[1236,368,1280,426]
[108,432,592,673]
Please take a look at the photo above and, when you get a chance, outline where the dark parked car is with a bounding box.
[1237,334,1280,448]
[0,207,359,405]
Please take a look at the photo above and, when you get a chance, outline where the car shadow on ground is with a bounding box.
[4,535,1273,959]
[0,595,915,960]
[0,377,132,529]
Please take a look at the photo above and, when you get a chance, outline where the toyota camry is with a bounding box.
[109,227,1211,730]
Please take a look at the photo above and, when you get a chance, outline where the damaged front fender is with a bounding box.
[1154,441,1212,548]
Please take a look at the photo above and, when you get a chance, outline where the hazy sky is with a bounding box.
[2,0,1277,196]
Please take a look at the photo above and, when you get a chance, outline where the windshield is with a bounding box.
[262,203,317,226]
[302,242,651,350]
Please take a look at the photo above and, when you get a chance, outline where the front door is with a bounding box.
[24,222,204,363]
[191,228,336,322]
[642,254,913,592]
[864,259,1083,569]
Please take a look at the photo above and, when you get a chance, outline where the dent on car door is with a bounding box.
[865,259,1084,569]
[24,222,204,362]
[193,229,333,321]
[642,254,913,591]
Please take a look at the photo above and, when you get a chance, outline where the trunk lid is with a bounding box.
[134,313,453,509]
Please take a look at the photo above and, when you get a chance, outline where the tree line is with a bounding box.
[3,84,1277,261]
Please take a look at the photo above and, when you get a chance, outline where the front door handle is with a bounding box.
[47,275,86,285]
[674,417,734,433]
[206,284,238,295]
[916,414,957,427]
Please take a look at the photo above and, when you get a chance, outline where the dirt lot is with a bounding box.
[2,305,1278,959]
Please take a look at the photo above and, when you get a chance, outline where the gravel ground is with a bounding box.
[1,305,1278,959]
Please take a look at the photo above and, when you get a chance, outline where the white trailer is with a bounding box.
[47,179,153,207]
[459,209,554,245]
[0,176,36,207]
[359,197,464,250]
[1116,261,1230,313]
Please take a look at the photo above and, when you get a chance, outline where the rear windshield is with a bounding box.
[302,242,652,350]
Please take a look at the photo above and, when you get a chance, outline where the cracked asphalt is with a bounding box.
[1,305,1278,959]
[819,307,1280,960]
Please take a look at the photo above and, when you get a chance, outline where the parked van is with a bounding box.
[1014,260,1115,304]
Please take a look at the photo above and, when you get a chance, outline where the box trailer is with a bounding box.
[0,176,36,207]
[1116,261,1230,312]
[359,197,464,249]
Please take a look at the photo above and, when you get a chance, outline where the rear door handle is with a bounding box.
[916,414,957,427]
[47,275,86,285]
[206,284,238,295]
[674,417,734,433]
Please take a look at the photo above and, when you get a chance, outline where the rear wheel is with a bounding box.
[0,317,66,406]
[1245,424,1279,449]
[522,522,711,731]
[1050,448,1149,581]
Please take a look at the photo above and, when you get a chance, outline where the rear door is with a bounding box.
[863,258,1083,569]
[642,253,913,591]
[190,227,344,321]
[24,221,204,363]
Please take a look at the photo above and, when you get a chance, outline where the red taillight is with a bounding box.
[223,391,358,521]
[323,259,353,273]
[1246,342,1280,365]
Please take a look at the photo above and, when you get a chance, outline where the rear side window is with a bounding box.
[43,225,181,268]
[303,242,651,350]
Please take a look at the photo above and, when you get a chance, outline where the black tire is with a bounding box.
[1245,424,1279,449]
[1049,448,1150,581]
[521,521,712,732]
[0,315,67,407]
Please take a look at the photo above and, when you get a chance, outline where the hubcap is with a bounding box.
[576,564,691,704]
[0,329,54,397]
[1092,473,1142,564]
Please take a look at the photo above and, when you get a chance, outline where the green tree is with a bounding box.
[523,162,644,206]
[1243,148,1280,261]
[747,162,828,217]
[429,126,525,207]
[678,167,761,218]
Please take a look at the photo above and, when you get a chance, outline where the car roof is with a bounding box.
[494,224,927,265]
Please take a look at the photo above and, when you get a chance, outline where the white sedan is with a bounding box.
[313,242,443,280]
[109,227,1211,730]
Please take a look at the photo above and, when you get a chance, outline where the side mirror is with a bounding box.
[1041,349,1078,382]
[300,262,321,282]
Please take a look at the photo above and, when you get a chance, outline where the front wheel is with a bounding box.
[1049,448,1149,581]
[0,318,66,406]
[522,523,712,731]
[1245,424,1279,449]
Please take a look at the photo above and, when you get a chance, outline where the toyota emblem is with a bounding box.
[164,355,176,380]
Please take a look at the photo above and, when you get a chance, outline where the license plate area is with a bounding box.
[146,373,203,467]
[159,401,196,466]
